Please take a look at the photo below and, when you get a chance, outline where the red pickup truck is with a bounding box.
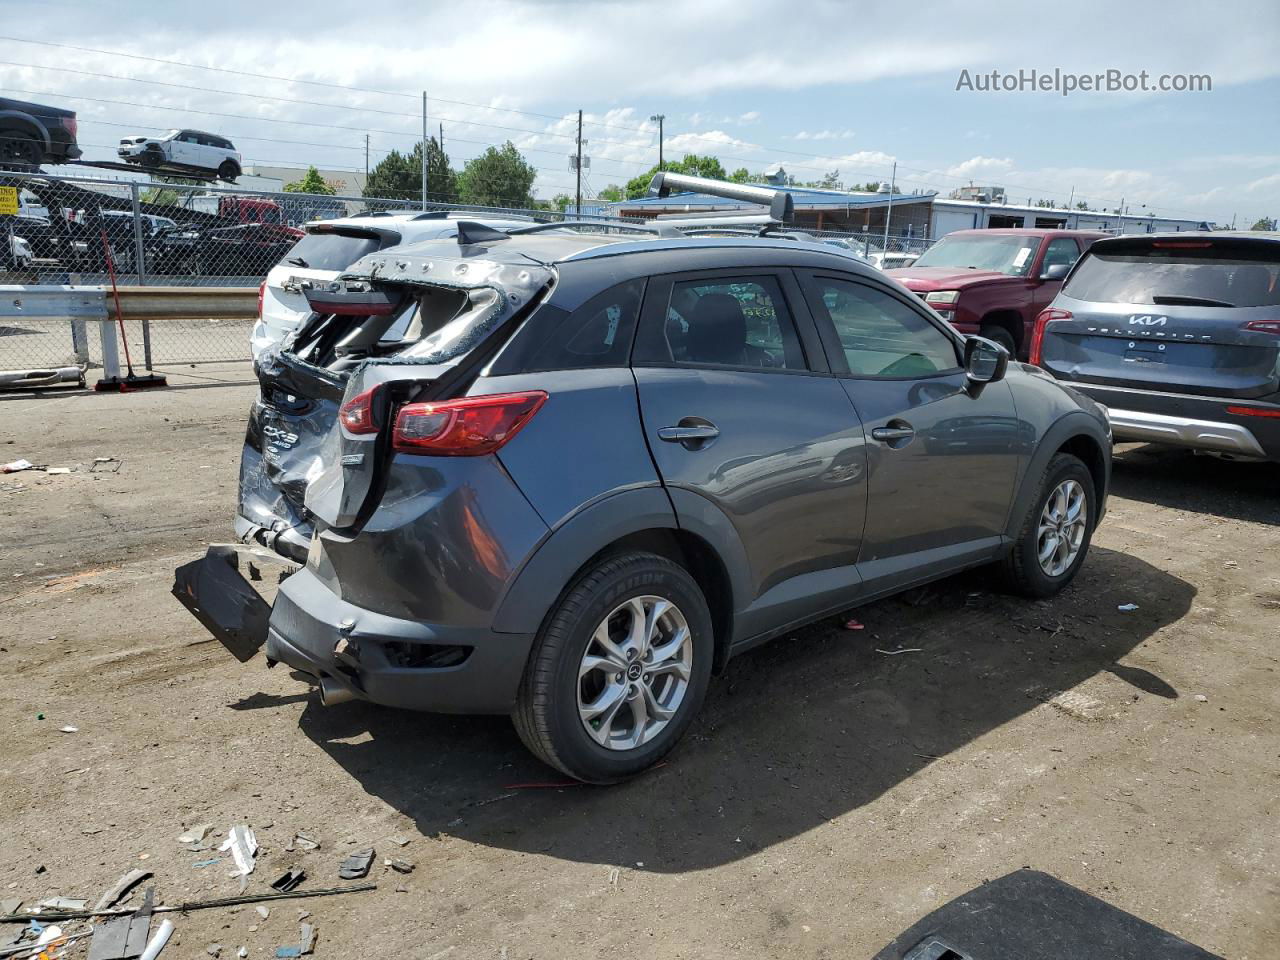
[886,228,1108,358]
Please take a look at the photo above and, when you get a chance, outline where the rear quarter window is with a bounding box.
[1065,243,1280,307]
[494,278,645,373]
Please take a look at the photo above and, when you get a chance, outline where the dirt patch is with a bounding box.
[1,377,1277,959]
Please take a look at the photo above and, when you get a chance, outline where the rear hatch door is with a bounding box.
[249,244,551,536]
[1041,235,1280,398]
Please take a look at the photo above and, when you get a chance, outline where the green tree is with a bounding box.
[728,168,752,184]
[363,138,457,202]
[1250,217,1277,231]
[1075,201,1090,210]
[624,154,729,199]
[457,141,537,207]
[284,166,335,195]
[552,193,572,212]
[597,184,625,202]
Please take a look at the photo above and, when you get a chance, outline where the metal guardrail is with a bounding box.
[1,284,258,384]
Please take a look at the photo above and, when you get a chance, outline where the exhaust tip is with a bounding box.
[319,676,357,706]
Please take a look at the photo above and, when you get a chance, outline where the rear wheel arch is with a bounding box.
[1055,432,1108,506]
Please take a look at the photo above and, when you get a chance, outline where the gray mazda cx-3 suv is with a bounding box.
[177,210,1111,783]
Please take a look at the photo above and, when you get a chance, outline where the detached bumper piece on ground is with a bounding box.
[872,870,1221,960]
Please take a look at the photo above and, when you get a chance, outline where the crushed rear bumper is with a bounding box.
[173,547,535,715]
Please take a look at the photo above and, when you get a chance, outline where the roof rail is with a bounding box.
[648,171,794,222]
[507,220,684,238]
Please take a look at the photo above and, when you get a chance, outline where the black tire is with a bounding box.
[980,323,1018,358]
[0,130,42,169]
[1001,452,1096,598]
[141,147,164,167]
[513,551,714,783]
[217,160,239,182]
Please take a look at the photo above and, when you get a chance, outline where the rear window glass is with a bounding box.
[1065,244,1280,307]
[281,232,384,271]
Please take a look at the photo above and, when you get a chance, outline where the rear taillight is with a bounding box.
[1242,319,1280,335]
[393,391,547,456]
[1226,405,1280,419]
[61,116,77,137]
[339,387,381,435]
[256,279,266,318]
[1029,308,1071,366]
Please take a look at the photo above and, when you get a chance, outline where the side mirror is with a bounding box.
[964,335,1009,390]
[1040,262,1071,281]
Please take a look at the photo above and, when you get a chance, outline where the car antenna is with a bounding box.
[455,221,512,246]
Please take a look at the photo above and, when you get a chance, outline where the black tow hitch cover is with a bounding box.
[871,870,1221,960]
[172,545,271,663]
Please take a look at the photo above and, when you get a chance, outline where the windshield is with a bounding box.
[913,234,1041,276]
[1064,244,1280,307]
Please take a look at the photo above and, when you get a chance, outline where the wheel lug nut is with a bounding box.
[615,673,623,682]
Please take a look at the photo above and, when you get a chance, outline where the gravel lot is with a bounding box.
[1,368,1277,959]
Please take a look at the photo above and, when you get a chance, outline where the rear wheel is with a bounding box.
[980,323,1017,358]
[1001,452,1095,597]
[217,160,239,181]
[513,552,713,783]
[0,130,42,169]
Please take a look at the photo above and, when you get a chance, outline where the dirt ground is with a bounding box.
[1,366,1277,959]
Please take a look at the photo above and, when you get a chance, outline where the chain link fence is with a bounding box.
[1,170,936,374]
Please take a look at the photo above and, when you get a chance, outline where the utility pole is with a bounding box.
[364,134,369,181]
[439,123,444,151]
[421,91,428,210]
[882,161,897,253]
[650,113,665,168]
[575,109,583,216]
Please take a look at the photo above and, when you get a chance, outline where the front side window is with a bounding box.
[1041,237,1082,272]
[806,276,959,377]
[645,276,805,370]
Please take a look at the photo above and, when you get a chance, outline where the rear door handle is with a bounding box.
[658,424,720,443]
[871,425,915,442]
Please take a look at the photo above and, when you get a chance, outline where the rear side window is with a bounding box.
[638,276,806,370]
[280,232,383,271]
[498,279,644,372]
[804,276,959,377]
[1065,243,1280,307]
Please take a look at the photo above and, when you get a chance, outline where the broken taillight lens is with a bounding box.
[393,391,547,456]
[339,387,380,435]
[257,279,266,318]
[1029,307,1071,366]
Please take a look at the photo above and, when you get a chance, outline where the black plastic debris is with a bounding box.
[271,870,305,894]
[172,546,272,663]
[337,849,374,880]
[870,870,1222,960]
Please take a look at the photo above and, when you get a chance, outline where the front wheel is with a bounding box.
[513,552,714,783]
[980,323,1018,358]
[217,160,239,181]
[1001,453,1096,597]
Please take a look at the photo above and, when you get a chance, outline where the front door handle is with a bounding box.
[871,424,915,443]
[658,424,720,443]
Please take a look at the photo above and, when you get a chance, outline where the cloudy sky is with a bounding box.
[3,0,1278,224]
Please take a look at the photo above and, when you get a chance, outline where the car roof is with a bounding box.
[1092,230,1280,245]
[358,231,879,281]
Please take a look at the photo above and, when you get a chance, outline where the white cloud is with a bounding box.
[737,111,761,124]
[945,156,1015,179]
[790,129,856,141]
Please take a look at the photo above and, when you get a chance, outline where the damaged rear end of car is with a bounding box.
[175,231,558,712]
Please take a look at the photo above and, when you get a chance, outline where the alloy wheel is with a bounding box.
[577,595,693,751]
[1037,478,1087,577]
